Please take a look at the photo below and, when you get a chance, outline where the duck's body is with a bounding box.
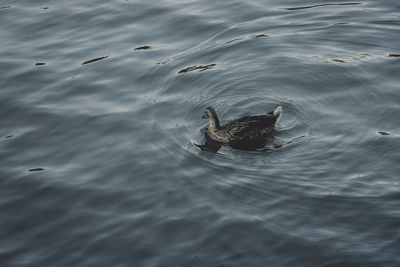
[202,106,282,144]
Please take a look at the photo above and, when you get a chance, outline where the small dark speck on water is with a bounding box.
[253,34,269,38]
[378,131,390,135]
[42,7,49,9]
[332,59,347,63]
[226,38,241,45]
[35,63,46,66]
[5,135,13,138]
[388,54,400,57]
[134,46,151,50]
[81,56,108,65]
[29,168,45,172]
[0,5,11,9]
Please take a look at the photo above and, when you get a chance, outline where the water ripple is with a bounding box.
[284,3,362,11]
[1,0,400,266]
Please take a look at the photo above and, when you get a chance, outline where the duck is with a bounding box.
[202,106,282,145]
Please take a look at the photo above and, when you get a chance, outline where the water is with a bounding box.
[1,0,400,266]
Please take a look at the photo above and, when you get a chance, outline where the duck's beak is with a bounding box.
[202,114,206,119]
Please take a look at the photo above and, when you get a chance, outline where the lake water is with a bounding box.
[1,0,400,266]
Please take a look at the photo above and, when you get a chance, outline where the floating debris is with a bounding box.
[285,3,361,11]
[388,54,400,57]
[178,64,216,74]
[81,56,108,65]
[29,168,45,172]
[378,131,390,136]
[5,135,13,139]
[134,46,151,50]
[35,62,46,66]
[42,7,49,9]
[0,5,11,9]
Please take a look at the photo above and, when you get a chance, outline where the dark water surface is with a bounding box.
[1,0,400,266]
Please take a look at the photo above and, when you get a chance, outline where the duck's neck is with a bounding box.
[209,116,220,130]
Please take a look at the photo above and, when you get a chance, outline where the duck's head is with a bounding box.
[202,107,220,128]
[202,107,217,119]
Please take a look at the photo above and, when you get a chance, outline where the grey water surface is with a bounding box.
[1,0,400,266]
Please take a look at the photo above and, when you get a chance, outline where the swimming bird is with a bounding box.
[202,106,282,146]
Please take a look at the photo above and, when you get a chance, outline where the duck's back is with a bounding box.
[221,114,278,142]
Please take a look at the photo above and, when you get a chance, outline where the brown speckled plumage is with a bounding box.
[202,106,282,144]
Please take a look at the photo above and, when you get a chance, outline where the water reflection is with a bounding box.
[193,136,222,153]
[194,129,283,153]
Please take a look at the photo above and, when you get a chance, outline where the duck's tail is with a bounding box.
[273,106,283,123]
